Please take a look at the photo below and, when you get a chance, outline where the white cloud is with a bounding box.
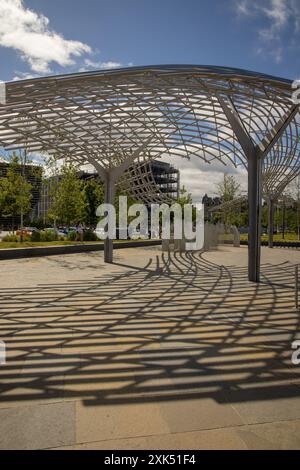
[79,59,133,72]
[0,0,91,73]
[262,0,289,29]
[87,60,123,69]
[236,0,252,16]
[234,0,300,63]
[12,71,39,81]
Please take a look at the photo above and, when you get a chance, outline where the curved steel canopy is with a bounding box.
[0,65,297,168]
[0,65,299,279]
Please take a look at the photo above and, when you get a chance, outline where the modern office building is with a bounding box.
[121,160,180,205]
[148,160,180,200]
[33,159,180,223]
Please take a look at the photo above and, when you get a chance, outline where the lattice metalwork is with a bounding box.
[262,145,300,201]
[208,196,248,214]
[0,65,298,181]
[0,65,299,279]
[119,159,178,204]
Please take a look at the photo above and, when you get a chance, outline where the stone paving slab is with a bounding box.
[52,419,300,450]
[0,246,300,449]
[0,402,75,450]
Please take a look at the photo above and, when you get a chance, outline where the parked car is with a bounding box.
[57,230,66,237]
[39,227,64,238]
[16,227,38,236]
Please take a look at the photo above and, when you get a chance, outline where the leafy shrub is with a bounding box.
[83,230,97,241]
[31,230,41,242]
[67,230,77,241]
[2,234,18,242]
[40,229,58,242]
[21,234,31,242]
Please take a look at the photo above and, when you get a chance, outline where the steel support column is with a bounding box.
[217,96,297,282]
[93,138,153,264]
[248,151,262,282]
[104,174,115,263]
[268,198,275,249]
[218,96,262,282]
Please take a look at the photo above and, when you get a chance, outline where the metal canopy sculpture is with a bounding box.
[120,162,172,205]
[262,154,300,248]
[0,65,299,281]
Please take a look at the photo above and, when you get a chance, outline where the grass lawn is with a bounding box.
[240,232,300,243]
[0,240,104,249]
[0,239,158,249]
[1,234,298,249]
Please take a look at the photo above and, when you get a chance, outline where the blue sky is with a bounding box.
[1,0,300,82]
[0,0,299,198]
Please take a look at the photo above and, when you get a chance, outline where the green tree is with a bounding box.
[0,153,32,232]
[216,173,241,226]
[287,176,300,239]
[174,185,197,223]
[49,164,87,227]
[17,147,36,241]
[176,185,192,207]
[83,178,104,225]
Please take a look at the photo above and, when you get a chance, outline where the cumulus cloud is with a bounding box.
[234,0,300,63]
[0,0,92,73]
[12,71,39,81]
[79,59,133,72]
[85,59,123,70]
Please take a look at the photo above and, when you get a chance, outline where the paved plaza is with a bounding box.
[0,245,300,449]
